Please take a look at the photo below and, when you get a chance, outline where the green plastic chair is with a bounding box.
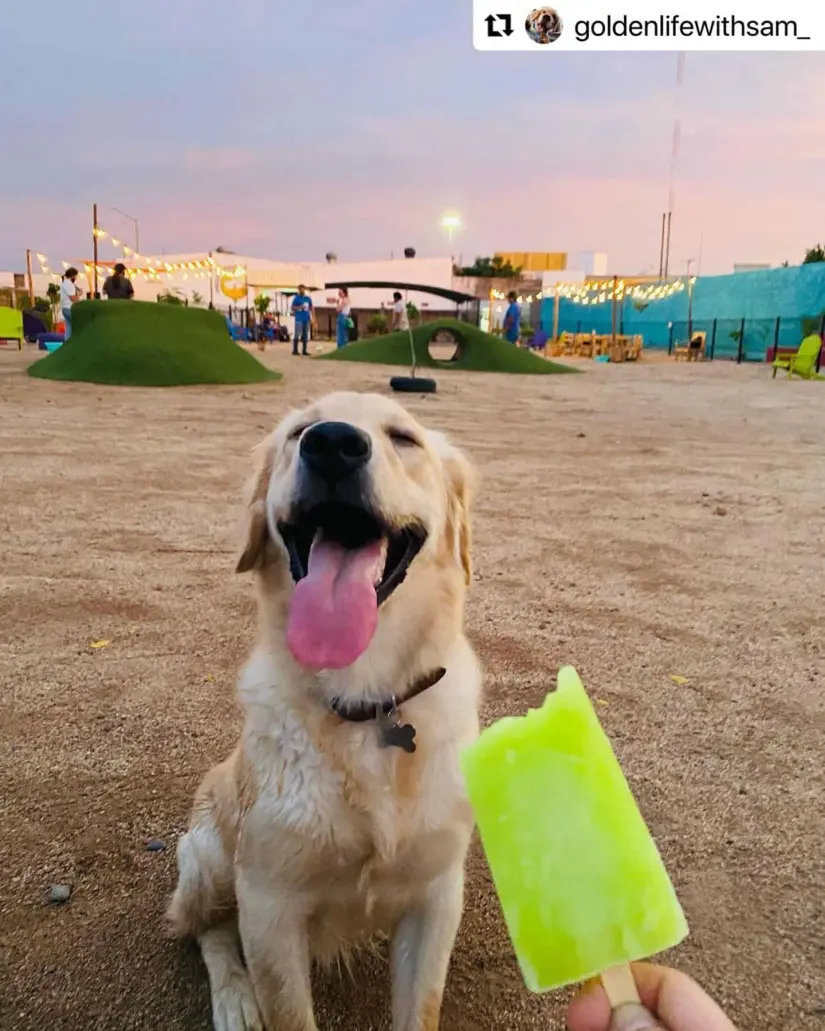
[0,306,23,350]
[772,334,823,380]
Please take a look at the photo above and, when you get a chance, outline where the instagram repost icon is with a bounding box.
[526,7,562,43]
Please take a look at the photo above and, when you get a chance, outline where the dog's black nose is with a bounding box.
[300,421,372,481]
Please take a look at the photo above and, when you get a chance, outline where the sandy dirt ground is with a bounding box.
[1,347,823,1031]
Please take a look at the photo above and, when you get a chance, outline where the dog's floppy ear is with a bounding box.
[236,437,274,574]
[429,431,476,586]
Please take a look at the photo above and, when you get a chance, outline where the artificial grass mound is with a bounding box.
[28,300,281,387]
[319,318,577,374]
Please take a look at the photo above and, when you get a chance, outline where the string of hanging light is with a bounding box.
[29,237,245,284]
[488,277,694,306]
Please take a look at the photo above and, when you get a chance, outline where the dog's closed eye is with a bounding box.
[387,427,421,447]
[288,423,313,442]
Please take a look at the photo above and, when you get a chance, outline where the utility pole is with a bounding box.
[25,249,34,306]
[92,203,100,298]
[658,213,666,278]
[663,212,672,278]
[686,258,695,336]
[552,287,560,351]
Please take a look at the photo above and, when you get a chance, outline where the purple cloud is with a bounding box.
[1,4,822,275]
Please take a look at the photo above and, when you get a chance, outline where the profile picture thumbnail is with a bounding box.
[525,7,563,43]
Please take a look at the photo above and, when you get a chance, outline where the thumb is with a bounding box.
[611,1002,667,1031]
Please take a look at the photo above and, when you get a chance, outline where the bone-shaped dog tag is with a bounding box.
[376,703,417,753]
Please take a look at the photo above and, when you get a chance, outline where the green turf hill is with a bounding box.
[28,300,281,386]
[319,318,577,374]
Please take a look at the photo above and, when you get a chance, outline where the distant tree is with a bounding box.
[191,291,205,306]
[158,289,185,305]
[455,255,522,278]
[406,301,420,324]
[253,293,271,318]
[803,244,825,264]
[31,295,52,329]
[801,311,825,337]
[780,260,790,268]
[366,312,389,335]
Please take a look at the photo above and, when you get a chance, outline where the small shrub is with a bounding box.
[253,293,271,317]
[366,312,389,335]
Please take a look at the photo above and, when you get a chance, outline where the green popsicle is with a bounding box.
[460,665,688,995]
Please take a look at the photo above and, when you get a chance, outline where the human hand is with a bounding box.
[566,963,737,1031]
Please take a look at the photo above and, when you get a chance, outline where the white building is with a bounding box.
[4,245,608,340]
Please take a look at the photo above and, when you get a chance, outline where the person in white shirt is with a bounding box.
[390,291,409,333]
[335,287,351,349]
[60,268,83,340]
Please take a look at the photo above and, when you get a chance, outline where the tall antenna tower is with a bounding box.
[659,53,685,278]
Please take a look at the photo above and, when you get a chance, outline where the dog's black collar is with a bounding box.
[330,667,447,753]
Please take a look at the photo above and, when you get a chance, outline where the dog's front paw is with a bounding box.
[211,973,265,1031]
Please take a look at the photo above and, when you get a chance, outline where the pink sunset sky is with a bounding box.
[1,0,823,276]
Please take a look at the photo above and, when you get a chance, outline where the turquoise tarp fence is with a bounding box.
[540,264,825,359]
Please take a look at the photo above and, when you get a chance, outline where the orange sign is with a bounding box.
[219,275,247,300]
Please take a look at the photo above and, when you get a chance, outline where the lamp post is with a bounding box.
[111,207,140,253]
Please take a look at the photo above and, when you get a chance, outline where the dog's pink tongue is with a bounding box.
[287,537,382,670]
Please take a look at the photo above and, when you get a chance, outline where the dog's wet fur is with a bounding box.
[167,391,482,1031]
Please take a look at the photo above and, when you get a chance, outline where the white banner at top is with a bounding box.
[472,0,821,50]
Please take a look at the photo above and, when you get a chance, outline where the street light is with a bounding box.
[111,207,140,253]
[439,213,461,243]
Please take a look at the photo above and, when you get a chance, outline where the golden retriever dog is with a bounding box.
[168,392,482,1031]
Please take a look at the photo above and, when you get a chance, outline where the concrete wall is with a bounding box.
[308,256,455,313]
[112,253,458,315]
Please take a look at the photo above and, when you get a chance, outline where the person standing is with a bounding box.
[335,288,351,349]
[102,263,135,300]
[503,290,521,345]
[291,284,315,356]
[60,268,83,340]
[390,291,409,333]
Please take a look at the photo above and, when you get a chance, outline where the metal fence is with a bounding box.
[551,313,824,368]
[666,314,825,366]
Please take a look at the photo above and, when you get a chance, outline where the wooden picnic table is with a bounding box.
[550,332,642,361]
[594,334,633,360]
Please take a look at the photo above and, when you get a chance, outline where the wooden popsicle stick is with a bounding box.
[601,963,641,1007]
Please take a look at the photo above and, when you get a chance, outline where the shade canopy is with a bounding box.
[325,280,476,304]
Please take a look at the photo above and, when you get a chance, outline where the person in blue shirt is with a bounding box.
[291,285,315,355]
[503,291,521,344]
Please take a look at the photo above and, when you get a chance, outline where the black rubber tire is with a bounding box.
[389,376,437,394]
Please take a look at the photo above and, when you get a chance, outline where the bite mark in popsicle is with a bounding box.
[459,666,688,999]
